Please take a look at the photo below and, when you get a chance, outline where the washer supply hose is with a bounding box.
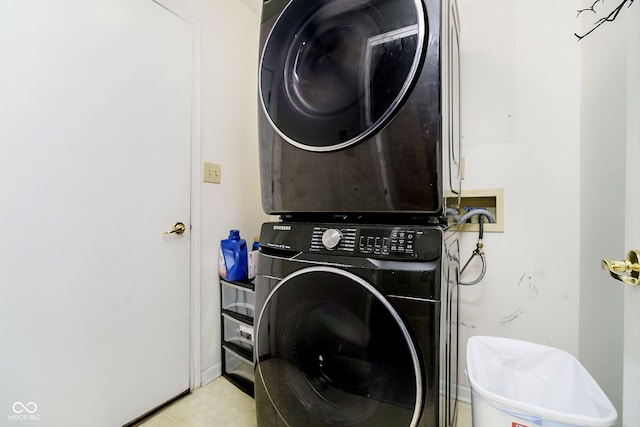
[460,242,486,285]
[456,208,494,226]
[457,209,493,286]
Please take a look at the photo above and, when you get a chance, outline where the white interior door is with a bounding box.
[0,1,193,425]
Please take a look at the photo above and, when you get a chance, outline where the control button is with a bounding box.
[322,229,343,250]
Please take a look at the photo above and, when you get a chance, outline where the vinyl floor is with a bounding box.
[138,376,473,427]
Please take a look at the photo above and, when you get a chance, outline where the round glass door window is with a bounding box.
[255,266,422,426]
[260,0,426,151]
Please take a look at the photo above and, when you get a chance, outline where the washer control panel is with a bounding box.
[321,228,343,250]
[358,228,416,256]
[260,222,441,260]
[311,227,356,252]
[305,225,438,259]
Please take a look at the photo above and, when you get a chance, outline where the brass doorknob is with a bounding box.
[601,250,640,286]
[164,222,186,235]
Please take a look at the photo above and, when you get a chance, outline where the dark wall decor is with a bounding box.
[576,0,635,40]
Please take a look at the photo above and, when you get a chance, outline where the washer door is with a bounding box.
[260,0,426,152]
[255,266,422,426]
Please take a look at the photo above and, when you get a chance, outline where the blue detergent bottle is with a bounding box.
[219,229,248,282]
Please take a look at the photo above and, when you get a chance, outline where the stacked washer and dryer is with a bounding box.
[254,0,462,426]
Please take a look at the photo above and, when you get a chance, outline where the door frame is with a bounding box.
[623,3,640,424]
[153,0,203,390]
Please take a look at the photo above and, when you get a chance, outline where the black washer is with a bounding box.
[254,222,459,427]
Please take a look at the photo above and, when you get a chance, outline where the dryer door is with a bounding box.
[255,266,423,427]
[259,0,426,152]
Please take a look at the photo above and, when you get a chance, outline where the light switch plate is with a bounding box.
[203,162,221,184]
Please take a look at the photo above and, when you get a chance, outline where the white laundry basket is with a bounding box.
[466,336,617,427]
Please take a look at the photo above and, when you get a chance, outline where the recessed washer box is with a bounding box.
[446,188,504,233]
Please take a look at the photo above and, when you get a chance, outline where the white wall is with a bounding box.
[184,0,268,382]
[456,0,582,399]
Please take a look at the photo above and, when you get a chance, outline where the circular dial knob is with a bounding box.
[322,229,343,250]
